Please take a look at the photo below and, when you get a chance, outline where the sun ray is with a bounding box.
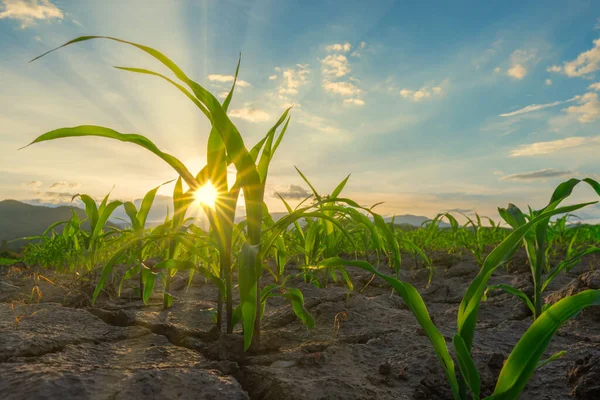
[194,181,218,209]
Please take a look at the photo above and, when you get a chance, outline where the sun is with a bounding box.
[194,181,218,209]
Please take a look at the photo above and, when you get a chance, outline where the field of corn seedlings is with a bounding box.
[1,36,600,400]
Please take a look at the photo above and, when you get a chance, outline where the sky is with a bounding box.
[1,0,600,223]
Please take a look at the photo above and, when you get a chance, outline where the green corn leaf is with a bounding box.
[22,125,198,190]
[74,194,99,232]
[453,334,481,399]
[114,67,210,120]
[331,174,351,198]
[486,284,535,316]
[320,257,460,399]
[118,264,141,296]
[542,246,600,291]
[458,201,597,351]
[536,350,566,370]
[282,287,315,329]
[257,108,292,183]
[238,241,259,349]
[295,166,321,201]
[489,290,600,399]
[137,181,173,229]
[153,259,196,271]
[142,266,157,305]
[123,202,140,230]
[93,199,122,243]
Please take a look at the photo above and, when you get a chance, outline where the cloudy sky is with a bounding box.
[1,0,600,222]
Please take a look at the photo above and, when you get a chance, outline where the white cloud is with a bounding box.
[343,98,365,106]
[228,105,270,122]
[323,80,361,96]
[507,63,527,79]
[547,65,561,73]
[24,180,42,188]
[49,181,80,190]
[500,97,577,117]
[207,74,251,87]
[510,136,600,156]
[565,92,600,123]
[588,82,600,91]
[269,75,277,80]
[548,39,600,78]
[500,169,573,181]
[274,66,282,72]
[278,64,310,98]
[545,78,552,86]
[400,83,445,102]
[0,0,63,28]
[325,42,351,53]
[494,67,502,73]
[321,54,351,78]
[350,41,367,57]
[499,49,537,80]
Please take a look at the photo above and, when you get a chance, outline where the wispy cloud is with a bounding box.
[350,41,367,57]
[272,184,311,199]
[399,83,445,102]
[278,64,310,99]
[228,104,270,122]
[325,42,351,53]
[343,98,365,106]
[500,97,577,117]
[24,180,42,188]
[320,43,365,105]
[0,0,63,28]
[207,74,251,87]
[498,49,538,80]
[500,168,573,181]
[49,181,81,190]
[565,92,600,123]
[321,54,351,77]
[547,38,600,78]
[510,136,600,156]
[323,80,361,96]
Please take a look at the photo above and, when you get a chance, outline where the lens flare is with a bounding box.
[194,181,218,209]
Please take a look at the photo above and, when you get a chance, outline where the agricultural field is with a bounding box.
[1,34,600,400]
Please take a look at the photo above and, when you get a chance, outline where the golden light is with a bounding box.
[194,181,218,209]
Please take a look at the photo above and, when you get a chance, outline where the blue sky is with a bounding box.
[1,0,600,222]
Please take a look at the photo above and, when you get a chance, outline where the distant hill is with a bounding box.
[0,199,449,251]
[383,214,450,227]
[0,200,91,251]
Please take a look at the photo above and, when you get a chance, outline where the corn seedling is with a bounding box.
[497,178,600,319]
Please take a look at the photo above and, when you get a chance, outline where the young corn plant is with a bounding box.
[316,190,600,399]
[496,178,600,319]
[118,182,169,297]
[71,192,122,272]
[25,35,291,348]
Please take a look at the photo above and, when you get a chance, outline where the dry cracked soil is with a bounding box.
[1,251,599,400]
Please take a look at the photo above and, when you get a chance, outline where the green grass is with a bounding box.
[0,257,19,265]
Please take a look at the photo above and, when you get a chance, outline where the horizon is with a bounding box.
[2,0,600,223]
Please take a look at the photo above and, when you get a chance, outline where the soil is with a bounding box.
[1,251,599,400]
